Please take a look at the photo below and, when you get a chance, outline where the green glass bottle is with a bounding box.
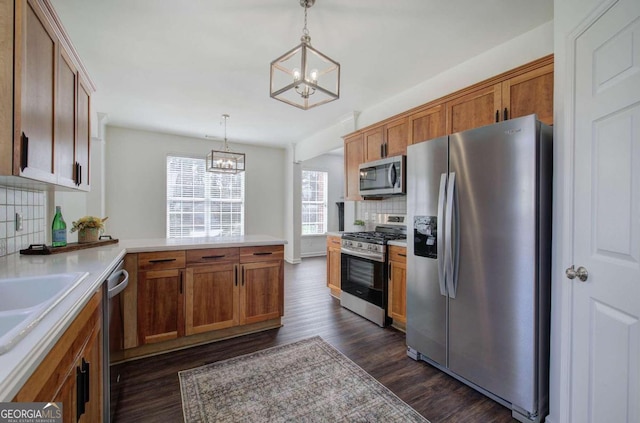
[52,206,67,247]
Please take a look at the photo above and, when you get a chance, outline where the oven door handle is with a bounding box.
[340,248,385,263]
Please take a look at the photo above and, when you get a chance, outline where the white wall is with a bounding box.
[284,145,301,264]
[549,1,605,423]
[104,126,285,240]
[300,153,344,257]
[294,20,554,162]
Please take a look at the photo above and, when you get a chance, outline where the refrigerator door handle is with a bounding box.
[445,172,459,298]
[437,173,447,296]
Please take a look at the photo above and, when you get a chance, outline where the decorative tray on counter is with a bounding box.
[20,236,119,255]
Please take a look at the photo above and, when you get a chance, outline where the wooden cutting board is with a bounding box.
[20,237,119,255]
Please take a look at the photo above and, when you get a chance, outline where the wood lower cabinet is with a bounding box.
[240,261,283,325]
[137,268,184,345]
[15,290,103,423]
[185,263,239,334]
[122,245,284,359]
[387,245,407,330]
[326,235,341,298]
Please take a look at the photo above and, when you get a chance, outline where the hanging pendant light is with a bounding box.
[206,114,245,174]
[270,0,340,110]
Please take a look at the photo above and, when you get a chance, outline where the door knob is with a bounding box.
[565,265,589,282]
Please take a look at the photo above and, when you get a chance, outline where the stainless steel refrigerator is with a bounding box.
[406,115,552,423]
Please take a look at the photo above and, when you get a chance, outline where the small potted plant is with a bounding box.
[354,219,366,230]
[71,216,108,243]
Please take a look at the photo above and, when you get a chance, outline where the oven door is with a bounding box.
[340,252,387,308]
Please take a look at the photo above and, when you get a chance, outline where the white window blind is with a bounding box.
[167,155,244,238]
[302,170,328,235]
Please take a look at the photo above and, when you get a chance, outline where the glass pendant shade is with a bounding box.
[206,150,245,174]
[206,114,245,174]
[270,0,340,110]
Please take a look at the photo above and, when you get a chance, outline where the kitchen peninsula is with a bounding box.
[0,235,285,414]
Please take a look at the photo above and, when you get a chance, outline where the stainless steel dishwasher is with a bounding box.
[103,259,128,423]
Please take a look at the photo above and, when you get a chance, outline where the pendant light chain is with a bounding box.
[303,3,309,37]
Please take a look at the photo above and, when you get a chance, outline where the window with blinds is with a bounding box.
[166,155,244,238]
[302,170,328,235]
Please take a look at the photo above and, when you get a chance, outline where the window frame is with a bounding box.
[301,169,329,236]
[166,154,245,239]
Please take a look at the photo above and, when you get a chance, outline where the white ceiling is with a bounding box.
[50,0,553,149]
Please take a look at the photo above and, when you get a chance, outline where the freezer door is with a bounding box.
[406,137,448,367]
[447,115,541,412]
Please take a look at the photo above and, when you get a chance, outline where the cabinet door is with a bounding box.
[363,126,384,161]
[501,63,554,125]
[344,133,364,201]
[185,264,239,334]
[384,118,408,156]
[388,259,407,324]
[326,237,341,296]
[56,48,77,188]
[76,78,91,190]
[408,104,446,145]
[240,261,283,325]
[15,0,57,182]
[138,269,184,344]
[78,323,102,423]
[446,83,502,134]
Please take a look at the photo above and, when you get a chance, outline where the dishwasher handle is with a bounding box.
[108,269,129,298]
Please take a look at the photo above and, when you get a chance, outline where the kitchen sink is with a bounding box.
[0,272,89,354]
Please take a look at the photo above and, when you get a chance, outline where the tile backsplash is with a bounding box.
[356,196,407,230]
[0,186,46,256]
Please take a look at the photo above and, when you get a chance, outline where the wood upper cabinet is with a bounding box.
[326,235,341,298]
[446,83,502,134]
[344,133,364,201]
[137,268,184,345]
[501,63,553,125]
[1,0,93,189]
[15,0,57,183]
[364,119,409,161]
[185,263,239,334]
[408,104,446,145]
[15,290,103,423]
[388,245,407,328]
[364,126,385,162]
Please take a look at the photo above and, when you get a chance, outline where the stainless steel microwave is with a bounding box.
[358,155,406,197]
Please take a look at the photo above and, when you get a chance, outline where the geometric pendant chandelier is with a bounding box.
[206,114,245,174]
[270,0,340,110]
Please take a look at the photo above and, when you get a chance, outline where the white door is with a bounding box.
[571,0,640,421]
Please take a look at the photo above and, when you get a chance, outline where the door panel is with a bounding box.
[137,269,182,344]
[446,84,501,134]
[448,117,540,412]
[572,1,640,420]
[240,261,282,325]
[406,137,448,366]
[502,64,554,125]
[185,264,238,334]
[408,105,446,145]
[56,49,76,187]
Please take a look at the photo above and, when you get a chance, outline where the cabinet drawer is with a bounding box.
[138,251,186,271]
[388,246,407,263]
[326,235,342,248]
[240,245,284,263]
[186,248,239,265]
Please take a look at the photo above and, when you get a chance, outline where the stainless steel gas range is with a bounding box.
[340,215,406,327]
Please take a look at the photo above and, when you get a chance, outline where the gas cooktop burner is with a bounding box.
[342,231,407,245]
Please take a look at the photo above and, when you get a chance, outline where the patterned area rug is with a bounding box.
[179,336,429,422]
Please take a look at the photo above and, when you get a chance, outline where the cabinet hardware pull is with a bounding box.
[202,255,225,259]
[78,164,82,185]
[253,252,273,256]
[74,162,79,185]
[495,110,499,122]
[20,133,29,171]
[380,143,384,158]
[388,262,391,280]
[242,266,246,286]
[82,358,90,402]
[398,253,406,257]
[149,258,177,263]
[503,107,508,121]
[384,143,387,157]
[76,367,85,420]
[179,272,183,294]
[234,265,238,286]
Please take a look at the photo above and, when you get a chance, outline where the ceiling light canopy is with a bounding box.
[270,0,340,110]
[206,114,245,174]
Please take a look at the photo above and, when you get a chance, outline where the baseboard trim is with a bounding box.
[285,257,302,264]
[300,252,327,258]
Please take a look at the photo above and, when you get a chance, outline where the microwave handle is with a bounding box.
[388,163,397,187]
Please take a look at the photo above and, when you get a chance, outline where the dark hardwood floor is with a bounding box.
[113,257,514,422]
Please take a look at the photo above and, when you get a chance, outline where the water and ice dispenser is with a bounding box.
[414,216,437,259]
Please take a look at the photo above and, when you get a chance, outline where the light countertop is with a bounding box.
[387,240,407,247]
[0,235,285,401]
